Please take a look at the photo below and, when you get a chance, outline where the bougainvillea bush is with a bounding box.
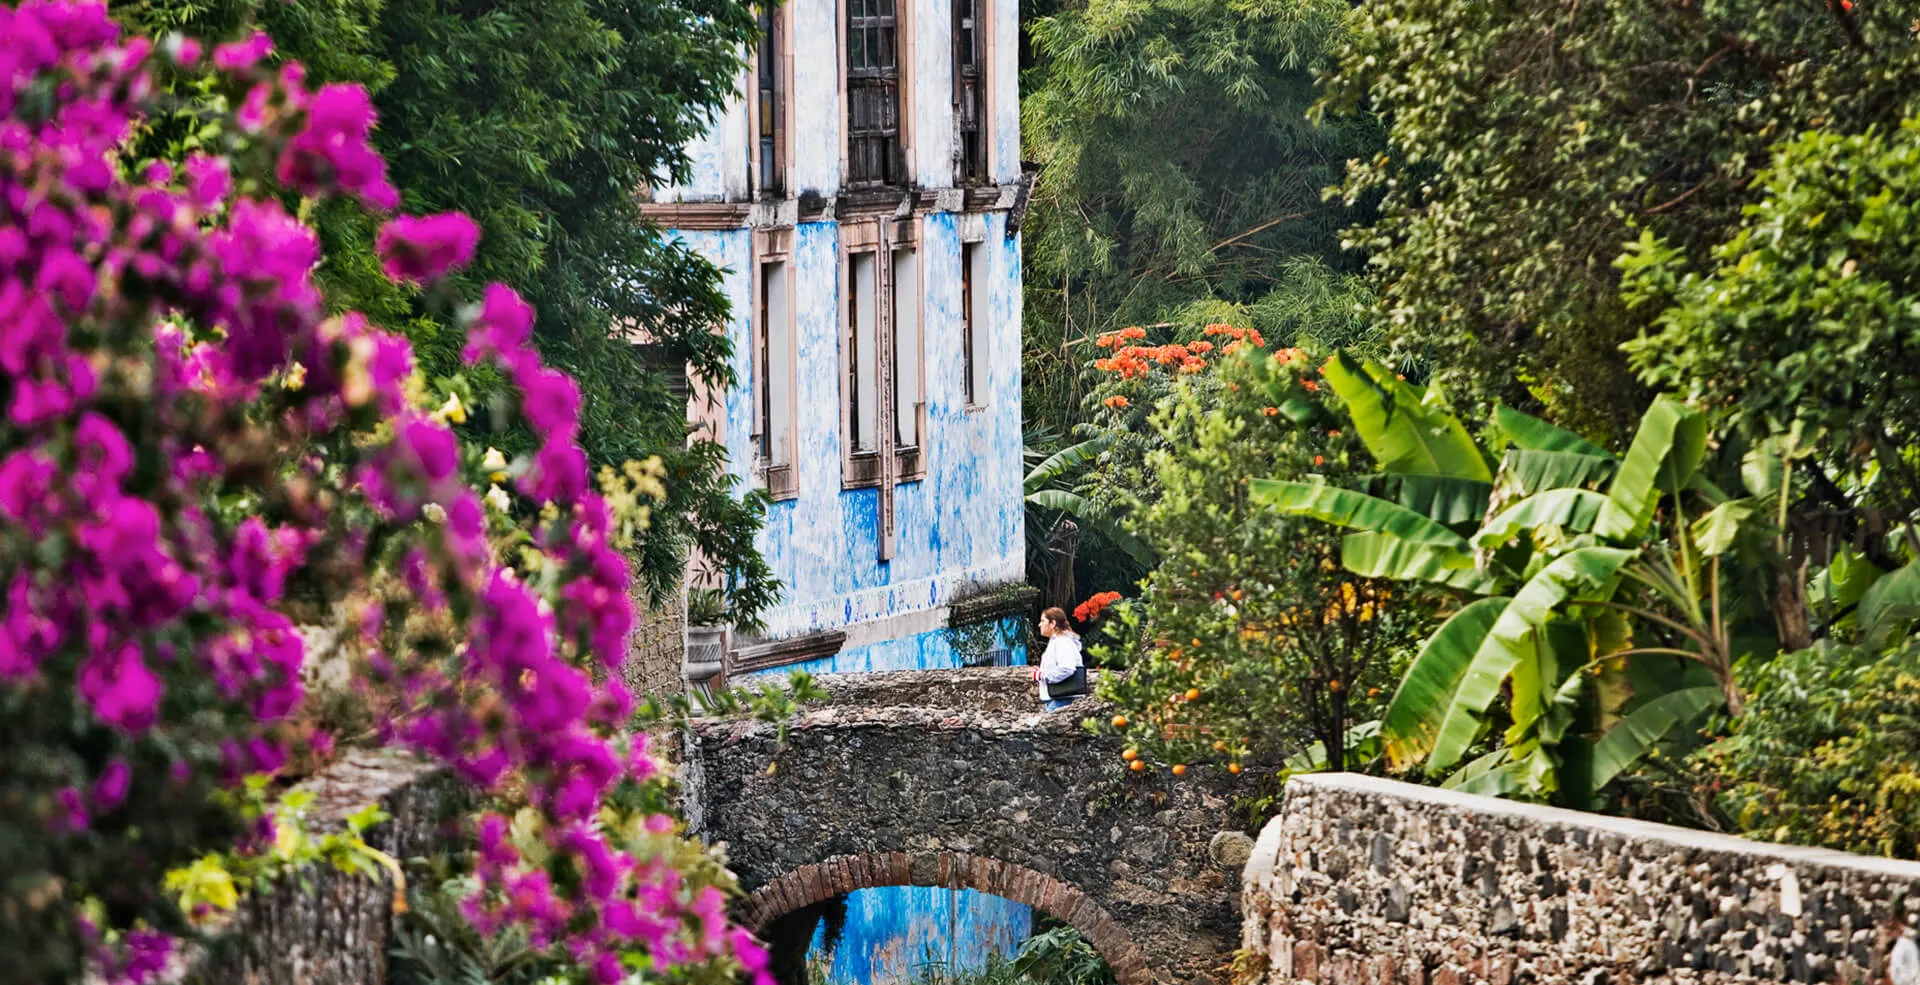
[0,4,768,983]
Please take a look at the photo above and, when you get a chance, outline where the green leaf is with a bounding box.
[1342,533,1510,592]
[1493,449,1619,499]
[1381,597,1509,768]
[1597,396,1708,541]
[1858,558,1920,648]
[1690,499,1759,557]
[1250,479,1475,548]
[1492,406,1612,456]
[1427,547,1636,770]
[1024,435,1114,495]
[1025,488,1158,568]
[1358,473,1493,526]
[1475,488,1612,549]
[1441,748,1522,797]
[1591,686,1724,789]
[1323,352,1492,481]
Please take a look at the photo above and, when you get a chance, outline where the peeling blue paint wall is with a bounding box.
[810,889,1033,984]
[672,216,1026,660]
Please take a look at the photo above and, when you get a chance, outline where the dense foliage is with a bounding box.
[1089,345,1419,774]
[1696,641,1920,860]
[112,0,778,621]
[1621,116,1920,530]
[0,7,768,982]
[1017,0,1384,465]
[1324,0,1920,438]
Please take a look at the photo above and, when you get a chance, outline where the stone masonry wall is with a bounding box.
[685,689,1261,985]
[1242,773,1920,985]
[173,750,459,985]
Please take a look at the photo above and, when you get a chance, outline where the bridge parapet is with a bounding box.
[683,669,1260,985]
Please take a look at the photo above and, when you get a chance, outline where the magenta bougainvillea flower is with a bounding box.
[0,4,771,984]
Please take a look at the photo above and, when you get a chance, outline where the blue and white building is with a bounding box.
[643,0,1035,975]
[644,0,1031,680]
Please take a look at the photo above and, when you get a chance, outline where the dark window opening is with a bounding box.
[960,244,977,405]
[953,0,986,183]
[848,0,902,188]
[756,8,785,197]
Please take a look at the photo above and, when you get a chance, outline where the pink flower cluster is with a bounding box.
[0,4,769,984]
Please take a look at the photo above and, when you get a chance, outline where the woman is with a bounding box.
[1034,607,1088,711]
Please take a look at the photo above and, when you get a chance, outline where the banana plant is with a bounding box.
[1023,433,1157,568]
[1250,353,1752,806]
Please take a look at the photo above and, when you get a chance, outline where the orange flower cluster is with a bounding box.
[1074,590,1123,624]
[1201,323,1268,355]
[1102,394,1130,409]
[1093,325,1149,348]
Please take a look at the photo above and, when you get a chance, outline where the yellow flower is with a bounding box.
[482,446,509,483]
[434,392,468,425]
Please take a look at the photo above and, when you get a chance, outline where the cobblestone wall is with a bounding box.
[1242,773,1920,985]
[684,674,1263,985]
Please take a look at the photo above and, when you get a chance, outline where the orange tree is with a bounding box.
[1082,339,1431,776]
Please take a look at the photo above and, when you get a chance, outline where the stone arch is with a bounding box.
[738,850,1151,985]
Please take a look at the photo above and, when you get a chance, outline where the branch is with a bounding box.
[1207,213,1305,254]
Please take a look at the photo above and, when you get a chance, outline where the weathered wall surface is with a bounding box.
[675,211,1025,677]
[621,593,686,699]
[174,751,456,985]
[1242,773,1920,985]
[684,676,1262,985]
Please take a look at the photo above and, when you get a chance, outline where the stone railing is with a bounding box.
[170,750,456,985]
[1242,773,1920,985]
[767,666,1114,714]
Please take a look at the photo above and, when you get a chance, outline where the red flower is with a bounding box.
[1074,590,1124,623]
[1103,395,1130,409]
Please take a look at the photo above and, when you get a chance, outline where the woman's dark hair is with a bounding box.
[1040,607,1070,629]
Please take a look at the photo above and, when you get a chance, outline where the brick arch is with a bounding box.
[738,851,1151,985]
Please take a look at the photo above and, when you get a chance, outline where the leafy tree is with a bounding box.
[1323,0,1920,438]
[1019,0,1383,433]
[113,0,778,622]
[1621,116,1920,535]
[1091,348,1424,774]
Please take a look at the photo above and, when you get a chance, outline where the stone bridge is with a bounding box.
[682,668,1264,985]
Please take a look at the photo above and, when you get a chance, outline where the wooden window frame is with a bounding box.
[839,218,922,560]
[959,222,989,412]
[749,4,792,199]
[840,0,912,190]
[891,222,926,483]
[751,227,798,501]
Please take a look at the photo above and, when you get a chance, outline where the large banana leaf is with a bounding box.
[1249,480,1473,548]
[1023,489,1156,567]
[1024,435,1115,495]
[1590,686,1724,788]
[1358,474,1493,526]
[1690,498,1759,557]
[1596,396,1708,542]
[1491,406,1612,456]
[1322,353,1493,481]
[1475,488,1612,549]
[1342,533,1510,593]
[1858,558,1920,648]
[1381,597,1509,769]
[1493,449,1619,499]
[1426,547,1636,770]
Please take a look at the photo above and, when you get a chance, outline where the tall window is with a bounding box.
[847,0,902,187]
[961,243,985,406]
[847,252,880,454]
[952,0,985,183]
[755,7,785,197]
[753,259,795,496]
[892,249,920,450]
